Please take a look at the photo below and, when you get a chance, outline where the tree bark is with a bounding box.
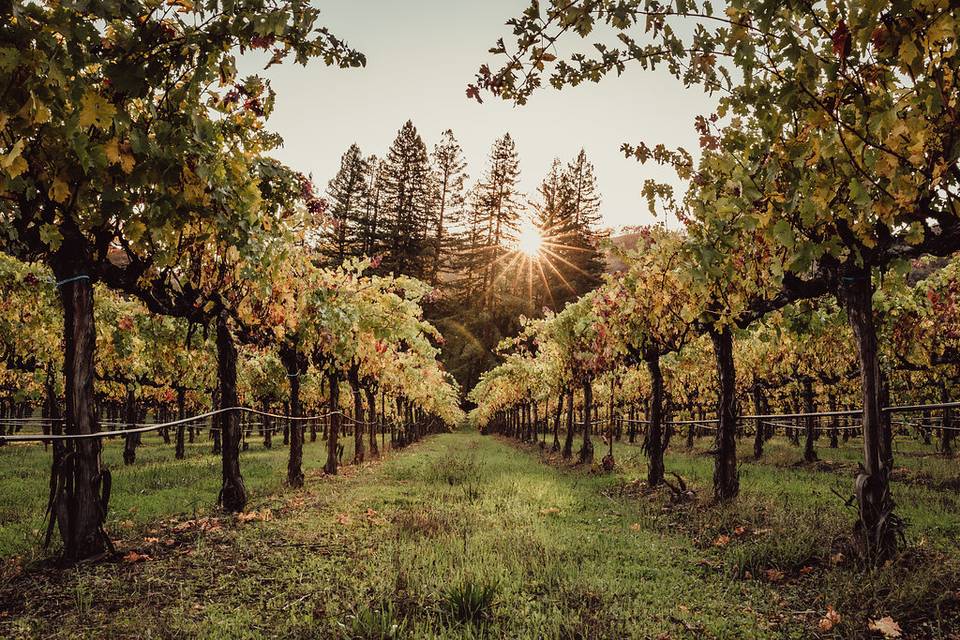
[942,382,953,455]
[122,383,137,465]
[579,378,594,464]
[709,325,739,501]
[365,387,380,458]
[840,272,898,560]
[281,346,304,488]
[803,379,818,463]
[325,370,341,474]
[348,365,365,464]
[645,356,666,486]
[829,394,839,448]
[551,390,563,452]
[752,384,765,459]
[54,272,109,561]
[175,387,186,459]
[216,312,246,512]
[261,399,272,449]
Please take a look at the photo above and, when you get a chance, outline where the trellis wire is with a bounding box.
[0,406,343,443]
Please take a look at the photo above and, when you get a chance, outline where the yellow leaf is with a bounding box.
[78,90,116,130]
[125,220,146,242]
[5,155,26,178]
[48,178,70,203]
[104,137,121,164]
[119,152,135,174]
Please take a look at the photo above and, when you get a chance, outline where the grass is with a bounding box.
[0,427,372,559]
[0,428,957,639]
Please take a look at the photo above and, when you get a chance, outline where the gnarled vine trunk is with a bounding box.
[752,383,765,460]
[579,378,594,464]
[174,387,186,459]
[942,383,953,455]
[645,355,665,486]
[840,272,898,560]
[551,390,563,452]
[325,370,341,474]
[710,325,739,501]
[53,272,110,562]
[562,388,575,459]
[365,387,379,458]
[348,365,365,464]
[122,383,137,465]
[281,346,304,488]
[216,312,245,512]
[803,379,817,463]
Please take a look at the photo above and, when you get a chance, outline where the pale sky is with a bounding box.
[238,1,713,231]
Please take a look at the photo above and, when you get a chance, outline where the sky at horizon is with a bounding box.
[238,1,714,232]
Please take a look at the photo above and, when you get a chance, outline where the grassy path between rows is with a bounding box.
[1,430,957,639]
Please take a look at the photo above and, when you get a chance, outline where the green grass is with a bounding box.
[0,429,958,639]
[0,426,372,559]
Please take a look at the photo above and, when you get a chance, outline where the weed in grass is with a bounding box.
[348,602,408,639]
[441,578,497,625]
[391,507,455,538]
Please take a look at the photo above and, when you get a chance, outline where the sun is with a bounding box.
[516,222,544,258]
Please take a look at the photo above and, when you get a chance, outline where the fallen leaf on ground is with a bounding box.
[630,523,642,532]
[336,513,353,525]
[122,551,150,563]
[143,537,160,545]
[713,534,731,547]
[799,566,814,575]
[765,568,785,582]
[818,606,841,631]
[868,616,902,638]
[237,509,273,523]
[539,507,560,516]
[733,526,747,536]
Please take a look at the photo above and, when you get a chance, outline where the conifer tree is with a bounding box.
[429,129,468,285]
[379,120,434,279]
[532,158,572,308]
[358,155,385,260]
[475,133,523,309]
[531,150,606,309]
[559,149,606,302]
[323,144,369,266]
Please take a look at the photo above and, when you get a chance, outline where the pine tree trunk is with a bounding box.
[840,272,898,560]
[325,371,341,474]
[579,378,594,464]
[216,313,246,512]
[55,272,109,562]
[645,356,665,486]
[710,325,739,501]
